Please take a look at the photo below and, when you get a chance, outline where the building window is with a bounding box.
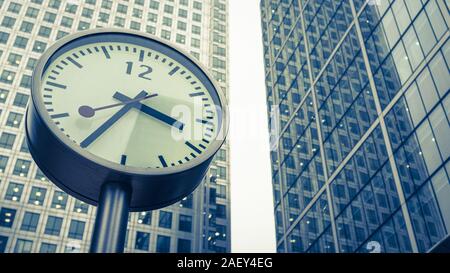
[0,207,16,228]
[114,17,125,27]
[14,36,28,49]
[25,7,39,18]
[161,30,171,40]
[5,182,24,202]
[40,243,57,253]
[20,138,29,153]
[20,212,40,232]
[137,211,151,225]
[28,186,46,206]
[179,214,192,232]
[78,21,90,30]
[146,25,156,35]
[117,3,128,14]
[48,0,62,10]
[135,231,150,251]
[7,2,22,14]
[101,0,112,9]
[56,31,69,40]
[177,239,191,253]
[13,93,29,108]
[43,12,56,23]
[61,16,73,28]
[65,3,77,14]
[178,9,187,18]
[192,13,202,22]
[44,216,62,236]
[0,32,9,44]
[163,5,173,14]
[216,204,227,219]
[158,211,172,229]
[51,191,67,210]
[162,17,172,27]
[73,200,88,214]
[68,220,85,240]
[7,53,21,66]
[156,235,171,253]
[19,21,34,33]
[0,236,8,253]
[0,70,16,84]
[180,194,193,208]
[0,132,16,149]
[130,21,141,31]
[38,26,52,38]
[99,12,109,23]
[0,89,9,103]
[13,159,31,177]
[192,25,201,35]
[1,16,16,28]
[216,184,227,199]
[33,41,47,53]
[81,8,94,18]
[176,34,186,44]
[0,155,9,173]
[14,239,32,253]
[149,0,159,10]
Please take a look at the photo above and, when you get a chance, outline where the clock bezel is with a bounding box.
[30,28,228,177]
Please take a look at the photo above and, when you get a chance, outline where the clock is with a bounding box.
[26,29,229,211]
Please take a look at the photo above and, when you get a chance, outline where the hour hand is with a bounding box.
[113,92,184,132]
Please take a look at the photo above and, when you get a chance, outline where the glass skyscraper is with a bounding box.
[0,0,230,253]
[261,0,449,252]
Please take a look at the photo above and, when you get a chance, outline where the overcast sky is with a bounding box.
[229,0,276,253]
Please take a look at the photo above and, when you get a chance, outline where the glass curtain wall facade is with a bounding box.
[0,0,230,253]
[261,0,450,253]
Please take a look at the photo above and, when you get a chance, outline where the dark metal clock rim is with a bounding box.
[30,28,229,177]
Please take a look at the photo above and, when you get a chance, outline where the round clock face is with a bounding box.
[38,33,223,169]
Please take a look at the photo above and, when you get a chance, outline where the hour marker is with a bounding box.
[56,65,64,70]
[190,153,197,158]
[189,92,205,97]
[185,141,202,154]
[109,45,114,51]
[158,155,168,167]
[79,50,85,56]
[46,82,67,89]
[133,47,137,53]
[72,53,79,58]
[155,54,159,60]
[101,46,110,59]
[43,95,52,98]
[67,56,83,68]
[184,157,190,161]
[94,46,100,52]
[162,58,167,63]
[196,118,211,125]
[186,76,192,80]
[139,50,145,62]
[44,102,52,105]
[195,87,202,90]
[120,155,127,165]
[48,75,57,80]
[51,70,60,75]
[61,60,68,66]
[125,46,129,51]
[169,62,174,66]
[190,81,197,85]
[87,48,93,54]
[178,160,183,164]
[117,45,121,51]
[202,138,210,144]
[44,88,53,92]
[169,66,180,76]
[51,113,69,119]
[199,144,206,149]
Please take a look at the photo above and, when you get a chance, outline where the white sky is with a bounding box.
[229,0,276,252]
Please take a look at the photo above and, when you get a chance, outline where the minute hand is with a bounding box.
[113,92,184,131]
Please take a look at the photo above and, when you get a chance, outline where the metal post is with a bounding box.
[90,181,131,253]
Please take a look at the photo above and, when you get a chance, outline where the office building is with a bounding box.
[0,0,230,253]
[261,0,449,252]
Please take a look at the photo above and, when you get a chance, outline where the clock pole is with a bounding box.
[89,181,131,253]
